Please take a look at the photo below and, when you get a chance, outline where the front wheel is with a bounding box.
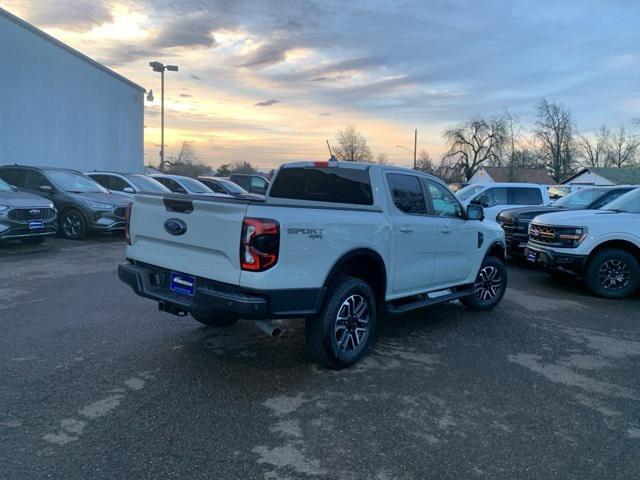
[305,276,377,369]
[191,311,239,327]
[461,256,508,311]
[60,209,88,240]
[584,248,640,299]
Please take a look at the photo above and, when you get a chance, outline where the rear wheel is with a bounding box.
[191,311,239,327]
[305,276,377,369]
[461,256,508,311]
[584,248,640,299]
[20,237,45,245]
[60,209,87,240]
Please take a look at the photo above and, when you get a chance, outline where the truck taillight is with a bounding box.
[125,202,133,245]
[240,217,280,271]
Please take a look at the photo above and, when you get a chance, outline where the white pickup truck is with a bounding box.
[119,160,507,368]
[526,187,640,299]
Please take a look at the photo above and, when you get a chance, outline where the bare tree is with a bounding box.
[216,161,257,176]
[608,125,639,168]
[577,125,610,168]
[164,141,212,177]
[414,150,435,174]
[443,117,507,181]
[334,125,373,162]
[534,99,576,182]
[376,153,389,165]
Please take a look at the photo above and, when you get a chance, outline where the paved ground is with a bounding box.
[1,236,640,480]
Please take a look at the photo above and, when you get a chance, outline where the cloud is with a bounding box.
[6,0,112,31]
[179,93,192,98]
[318,113,331,116]
[254,99,280,107]
[152,12,217,49]
[239,42,290,68]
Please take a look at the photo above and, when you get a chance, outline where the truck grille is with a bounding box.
[8,207,56,223]
[528,223,557,244]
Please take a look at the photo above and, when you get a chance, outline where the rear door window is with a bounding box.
[510,187,542,205]
[24,171,52,190]
[90,175,110,189]
[386,173,427,214]
[108,176,129,192]
[270,167,373,205]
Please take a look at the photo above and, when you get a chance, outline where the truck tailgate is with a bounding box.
[126,195,248,285]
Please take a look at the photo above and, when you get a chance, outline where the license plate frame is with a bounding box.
[28,219,44,230]
[170,272,196,296]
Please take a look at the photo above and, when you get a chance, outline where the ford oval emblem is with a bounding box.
[164,218,187,236]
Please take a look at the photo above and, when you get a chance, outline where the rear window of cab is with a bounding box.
[270,167,373,205]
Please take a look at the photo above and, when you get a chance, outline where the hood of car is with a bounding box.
[0,190,53,208]
[532,209,623,226]
[499,206,562,221]
[73,191,130,206]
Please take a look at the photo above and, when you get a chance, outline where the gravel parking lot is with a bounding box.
[2,237,639,479]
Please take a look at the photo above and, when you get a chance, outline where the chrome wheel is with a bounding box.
[598,259,631,290]
[474,266,502,302]
[63,213,82,238]
[334,294,370,352]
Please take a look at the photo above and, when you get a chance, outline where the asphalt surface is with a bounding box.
[1,236,640,480]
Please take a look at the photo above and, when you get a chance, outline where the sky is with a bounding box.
[3,0,640,170]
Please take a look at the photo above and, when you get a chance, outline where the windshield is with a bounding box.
[179,177,214,194]
[216,178,248,194]
[455,184,484,201]
[603,188,640,213]
[47,171,108,193]
[126,174,171,193]
[0,178,12,192]
[553,187,608,209]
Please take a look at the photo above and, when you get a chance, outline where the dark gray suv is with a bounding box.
[0,177,57,245]
[0,165,130,240]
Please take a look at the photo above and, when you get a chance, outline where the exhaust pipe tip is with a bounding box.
[254,320,283,338]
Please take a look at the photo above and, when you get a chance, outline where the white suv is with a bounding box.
[526,187,640,298]
[456,183,550,221]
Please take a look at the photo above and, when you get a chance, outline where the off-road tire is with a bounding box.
[305,275,377,369]
[584,248,640,299]
[461,256,508,311]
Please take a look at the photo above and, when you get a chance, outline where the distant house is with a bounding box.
[562,167,640,186]
[469,166,554,185]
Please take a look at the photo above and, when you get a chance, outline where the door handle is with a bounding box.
[399,225,414,233]
[441,226,452,234]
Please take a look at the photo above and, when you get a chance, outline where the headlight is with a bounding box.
[557,227,587,247]
[0,205,9,213]
[83,200,115,210]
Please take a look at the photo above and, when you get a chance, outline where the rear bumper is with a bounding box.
[118,262,326,319]
[525,245,588,275]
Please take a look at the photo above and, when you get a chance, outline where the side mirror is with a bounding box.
[123,187,135,193]
[467,204,484,221]
[39,185,53,193]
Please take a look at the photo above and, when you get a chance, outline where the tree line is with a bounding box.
[332,98,640,183]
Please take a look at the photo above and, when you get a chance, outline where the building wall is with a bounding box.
[0,11,144,173]
[564,172,614,186]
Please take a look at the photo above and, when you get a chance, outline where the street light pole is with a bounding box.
[414,128,417,169]
[149,61,179,172]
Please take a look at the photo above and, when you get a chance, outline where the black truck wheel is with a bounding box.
[191,311,239,327]
[305,275,377,369]
[461,256,508,311]
[584,248,640,299]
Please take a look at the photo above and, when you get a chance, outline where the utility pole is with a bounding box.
[414,128,417,169]
[149,61,179,172]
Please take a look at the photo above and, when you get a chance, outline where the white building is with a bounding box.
[469,166,554,185]
[0,8,145,173]
[562,167,640,186]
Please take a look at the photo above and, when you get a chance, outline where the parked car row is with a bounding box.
[0,165,268,244]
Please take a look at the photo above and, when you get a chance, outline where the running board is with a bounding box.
[386,285,475,315]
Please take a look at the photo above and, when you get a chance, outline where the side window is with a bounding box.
[209,182,226,194]
[387,173,427,214]
[475,187,508,207]
[24,171,51,189]
[90,175,110,189]
[231,176,248,188]
[251,176,267,189]
[424,180,464,218]
[510,187,542,205]
[0,168,27,187]
[108,176,129,192]
[589,189,629,209]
